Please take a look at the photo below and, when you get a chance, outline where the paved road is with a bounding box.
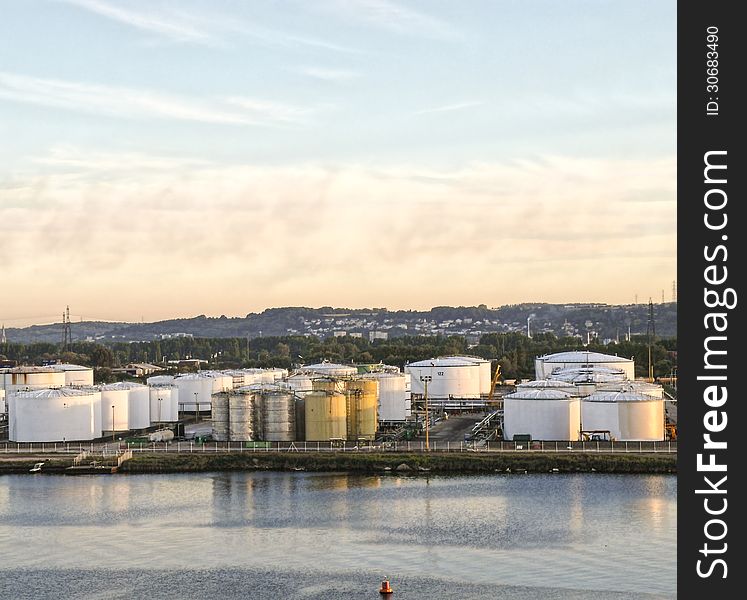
[414,412,488,442]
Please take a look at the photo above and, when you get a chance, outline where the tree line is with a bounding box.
[1,332,676,382]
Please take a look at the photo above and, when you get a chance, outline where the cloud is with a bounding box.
[59,0,361,53]
[0,71,314,126]
[59,0,214,44]
[1,150,676,319]
[294,67,361,82]
[326,0,460,39]
[413,101,483,116]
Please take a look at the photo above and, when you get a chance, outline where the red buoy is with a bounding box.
[379,579,393,594]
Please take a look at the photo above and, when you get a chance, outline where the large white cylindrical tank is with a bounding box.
[266,368,288,381]
[582,391,664,441]
[450,356,492,395]
[149,385,179,422]
[9,387,101,442]
[54,364,94,386]
[302,362,358,377]
[284,373,314,397]
[221,370,247,389]
[504,389,581,441]
[598,381,665,400]
[99,386,130,432]
[102,382,150,429]
[549,366,628,397]
[535,351,635,380]
[238,369,265,386]
[362,372,408,422]
[405,358,481,399]
[4,367,66,393]
[147,375,174,386]
[504,392,582,441]
[174,374,216,411]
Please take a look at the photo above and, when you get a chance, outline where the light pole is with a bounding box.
[194,392,199,423]
[111,404,115,442]
[420,375,432,451]
[158,397,163,423]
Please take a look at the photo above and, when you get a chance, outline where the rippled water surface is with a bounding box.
[0,472,676,599]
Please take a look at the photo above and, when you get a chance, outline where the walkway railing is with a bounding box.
[1,440,677,454]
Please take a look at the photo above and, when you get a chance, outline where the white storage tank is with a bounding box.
[504,389,581,441]
[284,372,314,397]
[174,373,230,412]
[301,362,358,377]
[238,369,266,386]
[449,356,492,395]
[100,385,130,433]
[405,358,481,400]
[3,367,66,393]
[147,374,175,386]
[582,391,665,441]
[598,380,665,400]
[362,372,408,422]
[535,351,635,380]
[516,379,579,395]
[149,384,179,422]
[266,368,289,381]
[54,364,94,386]
[101,382,150,429]
[221,370,249,389]
[550,366,627,397]
[9,387,102,442]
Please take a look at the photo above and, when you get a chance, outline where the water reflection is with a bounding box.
[0,472,676,597]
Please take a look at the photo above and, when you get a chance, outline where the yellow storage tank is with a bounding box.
[345,379,379,441]
[311,378,346,394]
[304,391,347,441]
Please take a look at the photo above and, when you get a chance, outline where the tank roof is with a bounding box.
[551,366,627,383]
[407,357,479,368]
[517,379,576,389]
[100,382,147,391]
[538,351,632,363]
[585,391,656,402]
[506,389,574,400]
[13,387,98,399]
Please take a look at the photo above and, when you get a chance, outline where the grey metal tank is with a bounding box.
[260,391,296,442]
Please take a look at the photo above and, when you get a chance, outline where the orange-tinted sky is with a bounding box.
[0,1,676,327]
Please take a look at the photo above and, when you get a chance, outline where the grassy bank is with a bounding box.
[118,451,676,475]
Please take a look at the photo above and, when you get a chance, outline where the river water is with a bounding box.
[0,472,675,599]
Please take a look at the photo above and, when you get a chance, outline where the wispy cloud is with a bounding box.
[59,0,214,44]
[413,101,483,115]
[0,153,675,318]
[59,0,361,53]
[294,66,361,82]
[325,0,460,39]
[0,71,313,126]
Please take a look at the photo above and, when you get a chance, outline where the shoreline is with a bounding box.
[0,451,677,475]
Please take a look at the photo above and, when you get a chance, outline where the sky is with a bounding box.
[0,0,676,327]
